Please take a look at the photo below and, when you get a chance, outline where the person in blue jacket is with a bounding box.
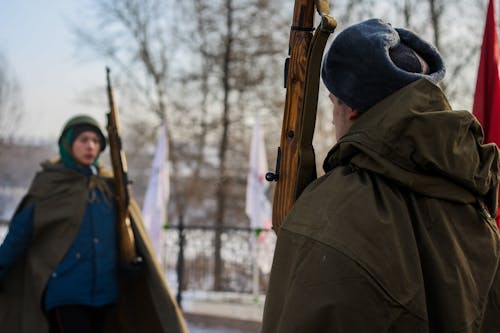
[0,115,118,332]
[0,114,187,333]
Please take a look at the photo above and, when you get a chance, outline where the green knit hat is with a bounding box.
[58,115,106,151]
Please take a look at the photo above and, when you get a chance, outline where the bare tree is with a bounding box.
[0,51,23,139]
[179,0,287,290]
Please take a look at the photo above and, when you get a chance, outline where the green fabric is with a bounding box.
[262,80,500,332]
[58,127,101,168]
[0,162,94,332]
[0,161,187,333]
[109,199,188,333]
[323,79,498,207]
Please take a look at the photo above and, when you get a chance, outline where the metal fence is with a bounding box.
[161,225,276,307]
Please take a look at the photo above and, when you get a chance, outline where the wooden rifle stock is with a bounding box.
[106,67,141,265]
[267,0,336,233]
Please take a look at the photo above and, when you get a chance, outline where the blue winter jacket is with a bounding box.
[0,165,118,311]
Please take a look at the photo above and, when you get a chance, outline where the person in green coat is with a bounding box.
[0,115,187,333]
[262,19,500,332]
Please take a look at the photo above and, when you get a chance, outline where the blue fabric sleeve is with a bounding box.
[0,205,35,281]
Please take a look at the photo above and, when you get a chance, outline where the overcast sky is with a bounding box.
[0,1,106,141]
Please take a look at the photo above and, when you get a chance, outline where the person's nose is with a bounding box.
[88,140,98,151]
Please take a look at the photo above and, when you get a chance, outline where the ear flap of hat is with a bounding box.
[389,43,424,74]
[395,28,445,84]
[321,18,445,111]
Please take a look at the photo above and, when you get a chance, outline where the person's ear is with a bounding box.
[347,109,361,121]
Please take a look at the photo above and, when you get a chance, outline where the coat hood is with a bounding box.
[324,79,499,211]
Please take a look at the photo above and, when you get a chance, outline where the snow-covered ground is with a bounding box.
[182,291,265,322]
[187,321,254,333]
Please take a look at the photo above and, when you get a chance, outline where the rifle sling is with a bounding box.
[295,22,333,198]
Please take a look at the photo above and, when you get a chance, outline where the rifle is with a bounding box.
[266,0,336,233]
[106,67,142,266]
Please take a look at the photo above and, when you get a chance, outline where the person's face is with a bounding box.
[329,93,354,141]
[72,131,101,166]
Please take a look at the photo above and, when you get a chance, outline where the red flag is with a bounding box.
[473,0,500,229]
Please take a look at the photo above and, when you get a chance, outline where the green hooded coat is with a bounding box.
[262,80,500,333]
[0,161,187,333]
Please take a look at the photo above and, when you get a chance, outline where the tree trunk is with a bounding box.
[214,0,234,291]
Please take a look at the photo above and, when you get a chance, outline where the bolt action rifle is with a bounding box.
[106,67,142,266]
[266,0,336,233]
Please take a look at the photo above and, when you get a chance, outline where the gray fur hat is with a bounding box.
[321,18,445,111]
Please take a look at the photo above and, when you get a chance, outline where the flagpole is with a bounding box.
[251,231,259,297]
[245,114,272,296]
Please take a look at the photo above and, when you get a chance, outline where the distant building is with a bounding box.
[0,138,57,220]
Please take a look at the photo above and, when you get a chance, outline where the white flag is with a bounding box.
[245,115,272,230]
[142,124,169,259]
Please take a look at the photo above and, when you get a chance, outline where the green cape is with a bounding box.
[262,80,500,332]
[0,161,187,333]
